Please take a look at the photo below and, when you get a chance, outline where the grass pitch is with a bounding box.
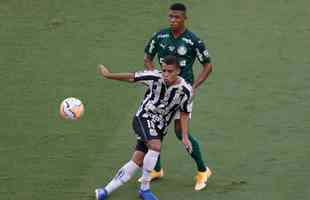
[1,0,310,199]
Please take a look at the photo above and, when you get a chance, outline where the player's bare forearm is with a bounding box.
[180,112,189,139]
[193,63,213,91]
[180,112,192,153]
[144,54,156,70]
[98,64,135,82]
[105,73,135,82]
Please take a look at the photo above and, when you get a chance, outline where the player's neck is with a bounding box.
[171,27,186,38]
[166,77,181,87]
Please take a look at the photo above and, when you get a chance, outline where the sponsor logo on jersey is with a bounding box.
[160,43,166,49]
[177,46,187,55]
[182,37,194,45]
[157,34,169,39]
[168,46,175,52]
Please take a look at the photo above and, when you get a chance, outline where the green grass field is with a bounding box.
[1,0,310,199]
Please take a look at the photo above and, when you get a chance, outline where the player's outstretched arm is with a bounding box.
[98,64,135,82]
[180,111,193,153]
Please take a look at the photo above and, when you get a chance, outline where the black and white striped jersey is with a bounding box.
[134,70,193,134]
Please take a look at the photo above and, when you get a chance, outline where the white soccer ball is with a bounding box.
[59,97,84,120]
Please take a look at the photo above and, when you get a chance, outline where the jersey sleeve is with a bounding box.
[134,70,161,86]
[180,86,193,113]
[194,38,211,64]
[144,32,158,59]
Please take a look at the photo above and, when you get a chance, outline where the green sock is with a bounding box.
[154,155,161,172]
[175,131,207,172]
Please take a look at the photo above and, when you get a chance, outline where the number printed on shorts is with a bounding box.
[147,120,158,136]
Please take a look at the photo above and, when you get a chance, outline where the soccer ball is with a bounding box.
[59,97,84,120]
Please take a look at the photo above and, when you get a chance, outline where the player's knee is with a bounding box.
[147,141,161,152]
[148,144,161,152]
[131,151,145,167]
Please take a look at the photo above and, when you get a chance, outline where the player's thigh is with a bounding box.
[132,116,162,141]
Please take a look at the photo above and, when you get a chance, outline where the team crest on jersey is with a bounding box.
[177,46,187,55]
[182,38,194,45]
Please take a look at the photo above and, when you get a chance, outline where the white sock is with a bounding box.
[140,150,160,191]
[104,160,139,195]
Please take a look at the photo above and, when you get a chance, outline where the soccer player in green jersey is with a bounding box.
[142,3,213,191]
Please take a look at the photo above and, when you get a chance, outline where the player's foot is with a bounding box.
[138,169,164,182]
[139,189,159,200]
[95,188,108,200]
[194,167,212,191]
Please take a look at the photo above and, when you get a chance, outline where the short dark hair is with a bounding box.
[170,3,186,12]
[163,55,180,69]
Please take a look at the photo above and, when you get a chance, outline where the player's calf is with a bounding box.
[140,149,160,191]
[95,160,140,199]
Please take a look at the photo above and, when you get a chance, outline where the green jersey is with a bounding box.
[144,28,211,85]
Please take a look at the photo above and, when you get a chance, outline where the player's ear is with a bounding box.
[160,63,165,71]
[182,12,187,20]
[176,67,181,75]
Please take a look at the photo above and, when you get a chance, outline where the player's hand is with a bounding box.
[99,64,110,78]
[182,137,192,154]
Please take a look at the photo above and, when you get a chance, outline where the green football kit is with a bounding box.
[144,28,211,85]
[144,28,212,173]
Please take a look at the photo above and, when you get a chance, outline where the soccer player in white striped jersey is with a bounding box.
[95,55,193,200]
